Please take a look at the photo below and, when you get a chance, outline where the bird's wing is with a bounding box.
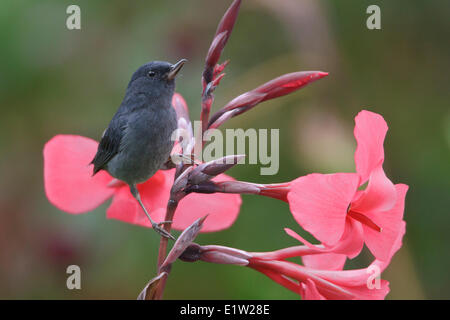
[91,114,127,175]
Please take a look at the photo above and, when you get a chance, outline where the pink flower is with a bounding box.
[286,111,408,261]
[296,221,406,300]
[180,221,405,300]
[248,221,406,300]
[249,257,390,300]
[43,94,242,232]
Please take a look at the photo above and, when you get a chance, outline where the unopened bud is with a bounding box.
[188,155,245,185]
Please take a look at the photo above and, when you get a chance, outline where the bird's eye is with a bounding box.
[148,71,156,77]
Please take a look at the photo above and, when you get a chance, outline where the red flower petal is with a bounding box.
[43,135,114,214]
[340,280,390,300]
[173,174,242,232]
[372,220,406,273]
[172,93,190,119]
[107,170,242,233]
[303,265,390,300]
[351,164,397,214]
[307,278,389,300]
[361,184,408,261]
[285,219,364,260]
[106,170,172,227]
[300,279,326,300]
[322,218,365,259]
[302,253,347,272]
[354,110,388,184]
[288,173,360,246]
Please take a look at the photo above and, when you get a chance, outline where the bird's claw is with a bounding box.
[156,220,173,227]
[152,223,175,240]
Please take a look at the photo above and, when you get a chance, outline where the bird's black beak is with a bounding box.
[167,59,187,81]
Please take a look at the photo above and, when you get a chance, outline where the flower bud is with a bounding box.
[188,155,245,185]
[209,71,329,126]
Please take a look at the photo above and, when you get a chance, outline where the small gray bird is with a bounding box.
[91,59,187,239]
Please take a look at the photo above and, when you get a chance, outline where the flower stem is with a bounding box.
[154,198,179,299]
[249,245,326,260]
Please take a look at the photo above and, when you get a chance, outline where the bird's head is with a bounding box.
[127,59,187,100]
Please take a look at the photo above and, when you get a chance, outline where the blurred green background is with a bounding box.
[0,0,449,299]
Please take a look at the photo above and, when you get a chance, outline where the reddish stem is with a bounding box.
[250,244,325,260]
[200,95,212,138]
[154,198,179,299]
[259,183,291,202]
[248,259,354,299]
[252,266,300,294]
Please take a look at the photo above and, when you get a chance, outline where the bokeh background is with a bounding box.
[0,0,449,299]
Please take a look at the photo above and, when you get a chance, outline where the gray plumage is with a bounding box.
[91,60,186,239]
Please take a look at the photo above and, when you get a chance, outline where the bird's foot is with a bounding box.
[152,223,175,240]
[156,220,173,227]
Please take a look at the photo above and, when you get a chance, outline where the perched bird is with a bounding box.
[91,59,187,239]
